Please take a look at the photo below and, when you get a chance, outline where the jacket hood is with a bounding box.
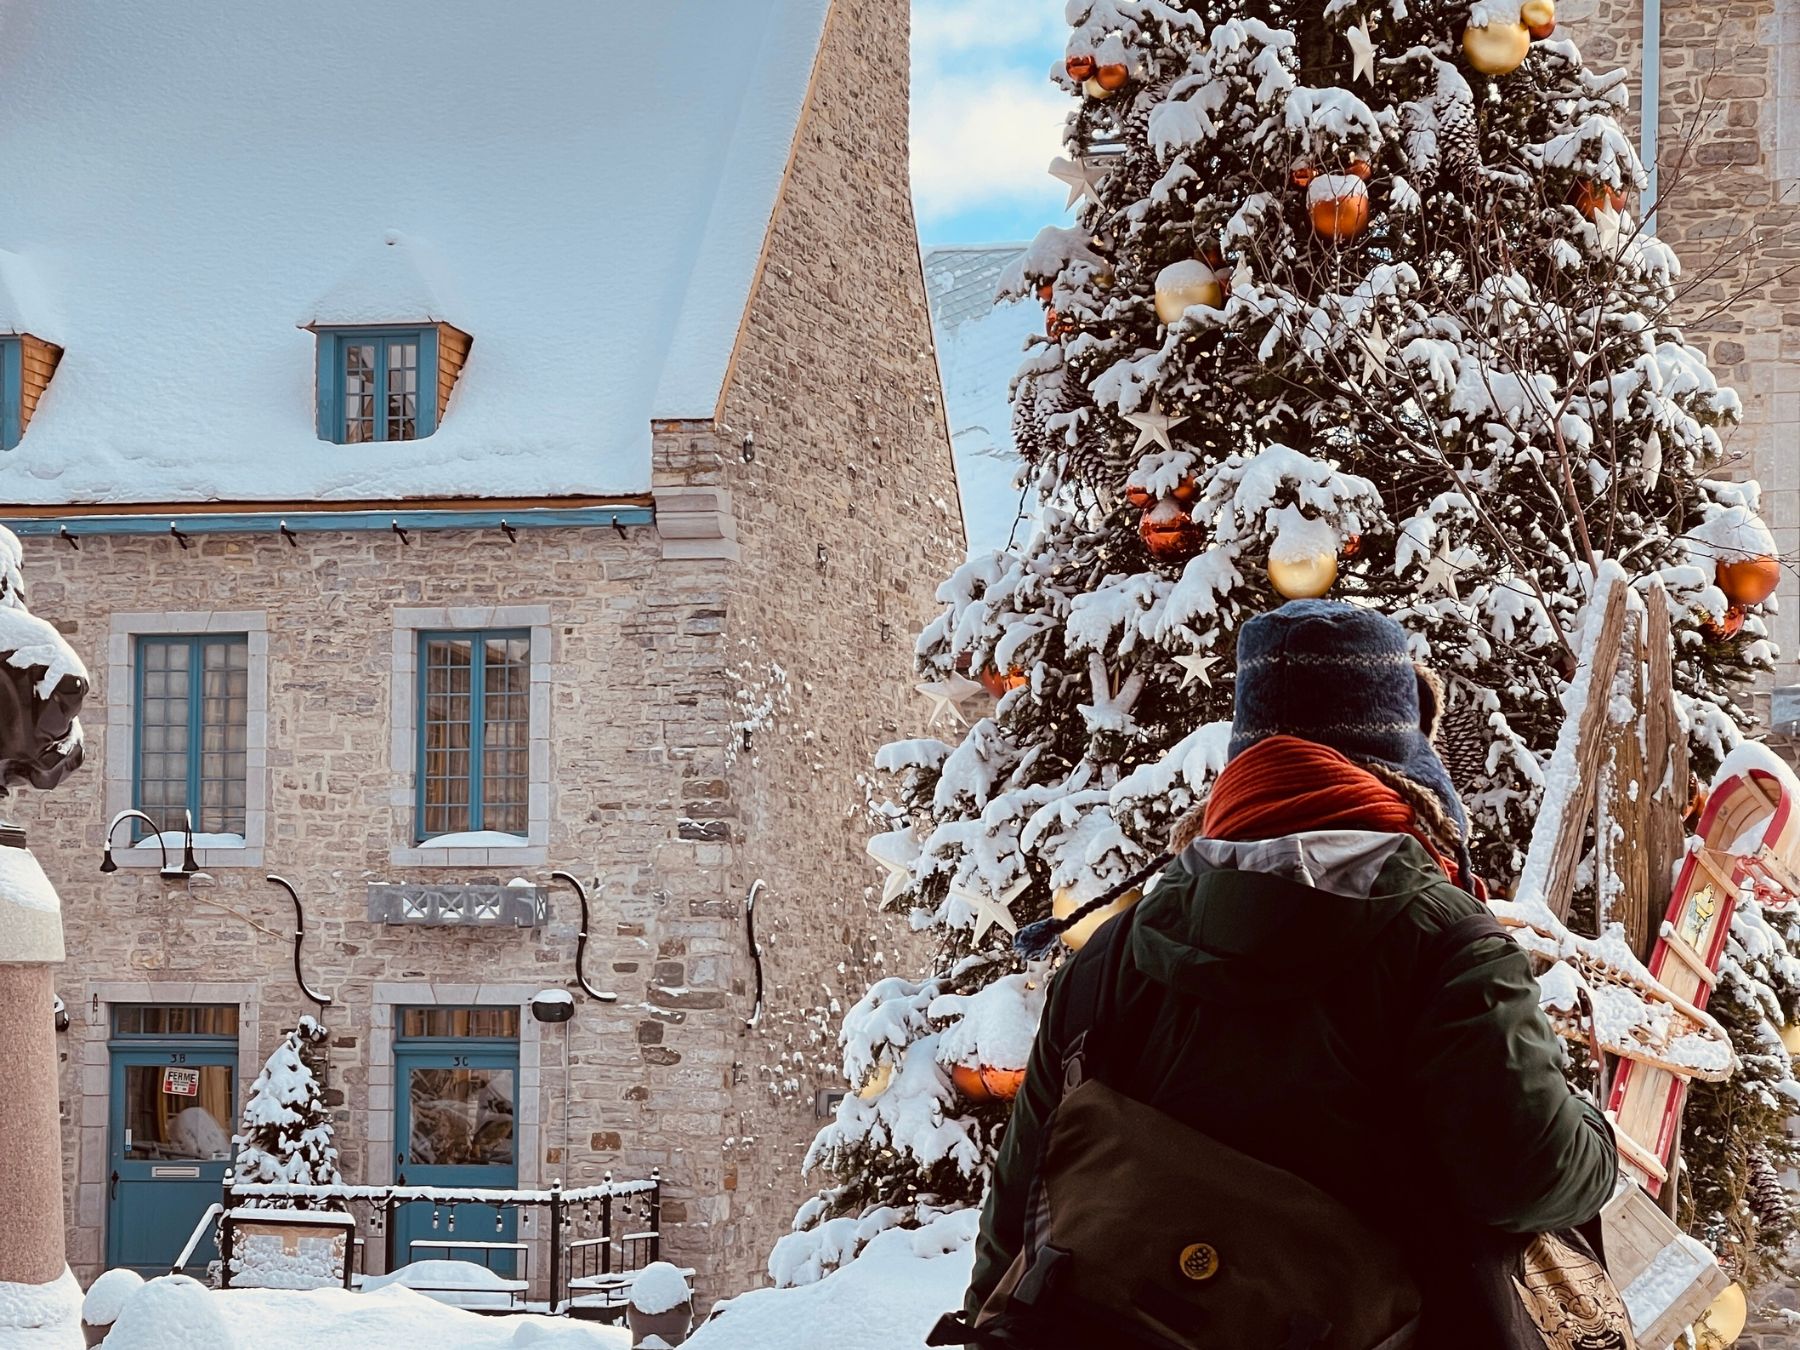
[1129,831,1450,1005]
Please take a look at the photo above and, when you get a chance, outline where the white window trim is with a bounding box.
[104,611,269,870]
[390,606,552,867]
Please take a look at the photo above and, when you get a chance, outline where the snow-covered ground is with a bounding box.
[686,1211,974,1350]
[95,1276,632,1350]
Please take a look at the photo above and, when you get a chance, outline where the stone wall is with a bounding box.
[12,0,961,1308]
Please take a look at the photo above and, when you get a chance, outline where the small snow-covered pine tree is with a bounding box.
[790,0,1799,1288]
[232,1017,342,1208]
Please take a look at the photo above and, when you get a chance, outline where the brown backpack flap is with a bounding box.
[978,1076,1422,1350]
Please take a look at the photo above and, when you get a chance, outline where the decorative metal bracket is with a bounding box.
[744,879,765,1029]
[265,874,330,1012]
[550,871,617,1003]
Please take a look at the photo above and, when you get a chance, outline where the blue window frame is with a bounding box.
[134,634,250,839]
[416,630,531,842]
[316,327,437,444]
[1,338,21,450]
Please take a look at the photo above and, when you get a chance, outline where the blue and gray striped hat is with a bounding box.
[1229,599,1469,851]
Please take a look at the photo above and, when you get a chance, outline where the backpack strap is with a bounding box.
[1055,896,1141,1093]
[1416,910,1508,990]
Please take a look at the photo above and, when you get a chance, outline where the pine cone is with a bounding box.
[1436,95,1481,191]
[1748,1146,1792,1231]
[1437,698,1491,799]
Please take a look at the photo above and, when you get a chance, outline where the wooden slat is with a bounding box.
[1543,580,1631,921]
[16,334,62,435]
[1658,930,1720,987]
[1605,601,1653,954]
[437,321,472,422]
[1640,585,1689,963]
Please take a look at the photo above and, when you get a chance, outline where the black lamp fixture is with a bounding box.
[100,808,198,877]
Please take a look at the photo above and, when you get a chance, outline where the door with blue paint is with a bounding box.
[107,1004,239,1274]
[392,1006,520,1274]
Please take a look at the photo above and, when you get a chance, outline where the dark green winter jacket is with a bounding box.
[963,832,1617,1344]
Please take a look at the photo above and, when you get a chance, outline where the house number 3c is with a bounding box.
[452,1055,470,1067]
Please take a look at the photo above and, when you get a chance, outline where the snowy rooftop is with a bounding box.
[0,1,830,506]
[923,246,1038,556]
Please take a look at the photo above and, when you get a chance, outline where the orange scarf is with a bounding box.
[1202,735,1456,881]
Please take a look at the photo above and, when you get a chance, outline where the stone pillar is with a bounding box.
[0,953,65,1285]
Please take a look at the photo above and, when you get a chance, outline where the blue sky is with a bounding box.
[910,0,1069,247]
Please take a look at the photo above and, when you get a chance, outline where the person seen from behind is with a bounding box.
[936,600,1620,1350]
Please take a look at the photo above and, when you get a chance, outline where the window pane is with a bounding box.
[343,343,376,444]
[138,640,192,837]
[114,1004,240,1037]
[481,636,530,836]
[199,638,250,835]
[407,1068,514,1166]
[422,638,474,837]
[122,1064,235,1161]
[386,341,419,441]
[399,1007,519,1040]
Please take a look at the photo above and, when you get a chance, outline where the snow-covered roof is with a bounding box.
[922,246,1038,556]
[0,1,830,506]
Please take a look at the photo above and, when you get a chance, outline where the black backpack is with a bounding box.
[929,908,1633,1350]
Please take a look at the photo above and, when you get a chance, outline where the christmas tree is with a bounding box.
[787,0,1799,1290]
[232,1017,343,1207]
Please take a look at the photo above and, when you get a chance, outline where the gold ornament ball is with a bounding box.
[1083,75,1116,100]
[1052,885,1144,952]
[1153,259,1224,325]
[1694,1282,1748,1350]
[1268,551,1339,600]
[1780,1021,1800,1056]
[855,1058,894,1101]
[1462,21,1531,75]
[1521,0,1556,38]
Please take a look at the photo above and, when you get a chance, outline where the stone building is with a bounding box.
[0,0,961,1304]
[1558,0,1800,772]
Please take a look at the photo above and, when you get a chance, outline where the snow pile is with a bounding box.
[227,1220,348,1292]
[0,1,832,504]
[930,973,1043,1073]
[626,1262,691,1316]
[100,1275,630,1349]
[0,1267,82,1346]
[81,1268,144,1327]
[697,1210,977,1350]
[362,1261,518,1311]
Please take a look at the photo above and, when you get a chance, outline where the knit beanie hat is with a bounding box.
[1229,600,1471,867]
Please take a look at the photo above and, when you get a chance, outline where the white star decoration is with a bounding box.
[1421,542,1461,600]
[1125,395,1187,454]
[1049,155,1107,210]
[951,876,1030,941]
[1592,203,1623,254]
[916,675,985,729]
[1361,317,1391,383]
[1346,24,1376,84]
[1174,652,1219,689]
[865,836,916,906]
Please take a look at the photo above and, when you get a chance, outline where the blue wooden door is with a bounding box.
[108,1042,237,1273]
[393,1040,520,1274]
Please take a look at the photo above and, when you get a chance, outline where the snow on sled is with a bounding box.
[1607,742,1800,1194]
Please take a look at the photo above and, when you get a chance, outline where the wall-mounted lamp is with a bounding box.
[100,808,197,877]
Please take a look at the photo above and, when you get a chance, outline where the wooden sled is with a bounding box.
[1607,759,1800,1194]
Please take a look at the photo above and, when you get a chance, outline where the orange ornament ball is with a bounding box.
[979,666,1027,699]
[1125,483,1155,510]
[1140,499,1205,564]
[1701,606,1746,642]
[1522,0,1557,38]
[1342,533,1363,559]
[1717,555,1781,607]
[1066,54,1097,81]
[1169,475,1200,505]
[1572,181,1624,220]
[1310,183,1370,241]
[1346,159,1372,181]
[952,1063,1026,1104]
[1094,62,1131,91]
[1291,165,1316,189]
[1037,281,1055,304]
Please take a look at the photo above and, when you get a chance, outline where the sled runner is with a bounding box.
[1607,755,1800,1193]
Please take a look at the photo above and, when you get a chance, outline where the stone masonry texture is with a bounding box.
[12,0,960,1311]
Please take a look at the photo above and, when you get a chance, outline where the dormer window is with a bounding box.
[313,323,471,445]
[0,334,63,451]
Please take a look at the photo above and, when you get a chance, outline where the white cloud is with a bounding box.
[910,69,1068,220]
[909,0,1068,225]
